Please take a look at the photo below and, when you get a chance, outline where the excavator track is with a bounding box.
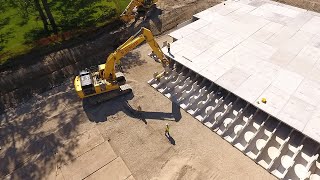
[84,84,132,105]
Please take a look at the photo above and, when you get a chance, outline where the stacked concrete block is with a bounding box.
[245,117,280,160]
[223,105,258,143]
[309,160,320,180]
[148,63,320,179]
[270,132,305,179]
[284,139,320,179]
[149,0,320,178]
[256,123,292,170]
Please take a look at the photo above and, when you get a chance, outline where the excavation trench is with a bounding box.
[0,1,221,113]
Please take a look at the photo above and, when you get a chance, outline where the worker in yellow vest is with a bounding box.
[165,123,170,137]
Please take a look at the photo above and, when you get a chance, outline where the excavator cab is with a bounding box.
[139,0,155,11]
[79,69,95,96]
[120,0,158,22]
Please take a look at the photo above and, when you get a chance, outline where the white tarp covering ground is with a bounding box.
[164,0,320,143]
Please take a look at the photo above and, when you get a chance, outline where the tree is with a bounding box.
[41,0,58,34]
[5,0,33,19]
[6,0,57,34]
[33,0,49,33]
[112,0,121,16]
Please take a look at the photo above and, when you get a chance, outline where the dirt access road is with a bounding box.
[0,0,279,179]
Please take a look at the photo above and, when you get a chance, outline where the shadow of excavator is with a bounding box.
[82,91,181,123]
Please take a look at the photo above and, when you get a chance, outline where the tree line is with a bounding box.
[3,0,122,35]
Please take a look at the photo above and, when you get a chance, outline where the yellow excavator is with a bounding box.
[74,27,169,104]
[120,0,158,22]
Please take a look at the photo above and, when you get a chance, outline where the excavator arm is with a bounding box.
[120,0,157,22]
[103,27,169,80]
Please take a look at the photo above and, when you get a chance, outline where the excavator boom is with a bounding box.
[103,27,167,80]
